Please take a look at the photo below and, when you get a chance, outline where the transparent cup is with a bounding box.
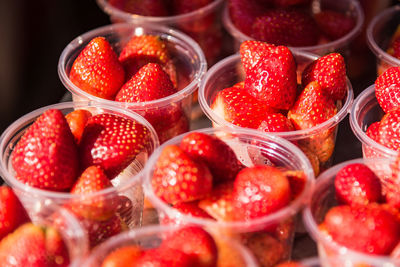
[199,52,354,176]
[303,158,400,267]
[58,23,207,143]
[0,101,159,248]
[222,0,364,57]
[81,224,258,267]
[367,5,400,76]
[96,0,225,65]
[349,84,398,159]
[143,127,315,267]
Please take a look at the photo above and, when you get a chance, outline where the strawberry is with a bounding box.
[101,245,143,267]
[272,0,311,7]
[0,186,30,240]
[65,109,92,144]
[288,81,337,130]
[152,145,213,204]
[334,163,382,206]
[302,53,347,101]
[276,262,305,267]
[387,26,400,59]
[391,38,400,59]
[250,9,319,47]
[211,86,277,129]
[377,106,400,151]
[375,66,400,113]
[162,201,214,225]
[11,109,79,191]
[385,155,400,208]
[69,166,115,221]
[364,122,381,158]
[45,226,70,267]
[108,0,168,16]
[155,110,190,144]
[134,247,197,266]
[314,10,356,40]
[69,37,125,100]
[214,235,248,267]
[257,113,295,133]
[180,132,244,182]
[298,130,336,164]
[283,170,307,200]
[162,226,218,267]
[239,40,276,74]
[228,0,269,35]
[234,166,291,220]
[172,0,214,33]
[244,45,297,110]
[79,113,151,179]
[323,204,400,255]
[118,35,177,86]
[187,27,223,65]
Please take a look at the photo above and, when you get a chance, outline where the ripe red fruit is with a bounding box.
[81,215,125,248]
[272,0,311,7]
[134,247,197,266]
[101,245,143,267]
[377,106,400,151]
[69,37,125,100]
[12,109,79,191]
[161,201,214,225]
[152,145,213,204]
[375,66,400,113]
[108,0,168,16]
[228,0,269,35]
[315,10,356,40]
[79,113,151,179]
[239,40,275,73]
[65,109,92,144]
[334,163,382,206]
[257,113,295,133]
[172,0,214,33]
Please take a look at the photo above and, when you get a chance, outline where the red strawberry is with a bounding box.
[101,245,143,267]
[257,113,295,133]
[364,121,381,158]
[154,110,190,144]
[187,27,223,65]
[134,247,197,266]
[118,35,177,86]
[288,81,337,130]
[385,155,400,208]
[180,132,244,182]
[283,170,307,200]
[172,0,214,33]
[375,66,400,113]
[228,0,269,35]
[323,204,400,255]
[334,163,382,206]
[315,10,356,40]
[45,226,70,267]
[152,145,213,204]
[69,166,115,221]
[239,40,276,75]
[251,9,319,47]
[211,86,277,129]
[81,215,125,248]
[162,201,214,225]
[302,53,347,101]
[377,106,400,151]
[0,186,30,240]
[387,26,400,59]
[244,45,297,110]
[108,0,168,16]
[162,226,218,267]
[79,113,151,179]
[12,109,79,191]
[234,166,291,220]
[65,109,92,144]
[272,0,311,7]
[69,37,125,100]
[392,38,400,59]
[276,262,305,267]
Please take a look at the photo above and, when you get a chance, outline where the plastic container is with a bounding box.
[96,0,225,65]
[0,101,159,248]
[303,158,400,267]
[58,23,207,143]
[81,224,258,267]
[223,0,364,56]
[199,52,354,176]
[367,5,400,76]
[143,127,315,267]
[349,85,397,159]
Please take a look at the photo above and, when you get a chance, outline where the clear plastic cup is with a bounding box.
[222,0,364,57]
[143,127,315,267]
[0,101,159,248]
[96,0,225,65]
[199,52,354,176]
[349,84,398,159]
[58,23,207,143]
[303,158,400,267]
[81,224,258,267]
[367,5,400,76]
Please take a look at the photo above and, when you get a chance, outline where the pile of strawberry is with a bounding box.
[99,225,249,267]
[228,0,356,47]
[10,108,152,247]
[0,186,70,266]
[151,131,307,266]
[318,162,400,260]
[364,66,400,155]
[69,35,189,143]
[212,40,347,175]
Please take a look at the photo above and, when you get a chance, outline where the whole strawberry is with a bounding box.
[375,67,400,113]
[12,109,79,191]
[314,10,356,40]
[69,37,125,100]
[377,106,400,151]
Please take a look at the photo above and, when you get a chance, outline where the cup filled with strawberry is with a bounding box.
[82,224,258,267]
[0,101,159,249]
[199,40,353,176]
[303,157,400,266]
[96,0,225,65]
[143,127,315,267]
[350,66,400,159]
[0,185,89,266]
[367,5,400,76]
[223,0,363,56]
[58,23,207,143]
